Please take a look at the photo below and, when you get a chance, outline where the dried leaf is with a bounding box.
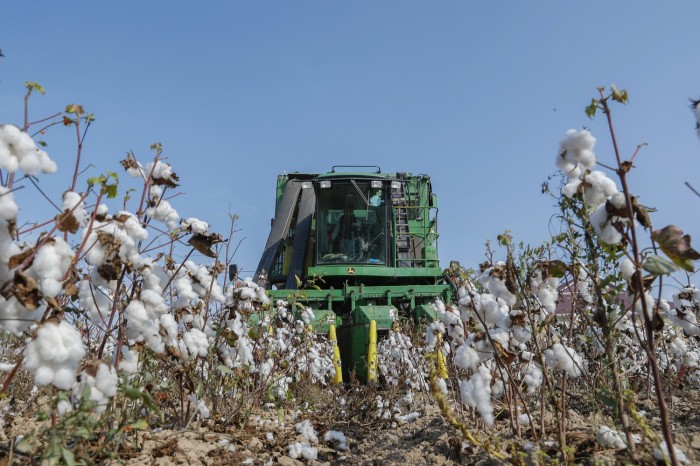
[5,271,42,310]
[120,156,141,172]
[652,225,700,272]
[96,230,121,259]
[628,272,657,293]
[505,251,518,296]
[652,308,665,332]
[98,257,122,281]
[151,169,180,188]
[605,197,629,218]
[632,197,652,229]
[618,160,633,174]
[8,248,34,269]
[64,275,79,299]
[188,232,223,258]
[55,209,80,233]
[44,296,61,311]
[491,339,516,365]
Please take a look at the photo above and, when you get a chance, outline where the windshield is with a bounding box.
[316,180,387,265]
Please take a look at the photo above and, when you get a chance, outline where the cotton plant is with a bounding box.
[378,329,427,390]
[216,278,336,403]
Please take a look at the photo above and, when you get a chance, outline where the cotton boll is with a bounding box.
[562,179,582,199]
[596,426,626,449]
[433,299,446,315]
[180,217,209,234]
[619,257,636,280]
[581,171,618,207]
[0,296,44,335]
[544,343,584,377]
[301,307,315,325]
[34,366,55,386]
[425,322,445,349]
[187,394,211,419]
[295,420,318,443]
[324,430,348,450]
[454,344,480,371]
[118,345,140,375]
[57,399,73,417]
[79,280,112,325]
[459,365,494,426]
[479,264,516,307]
[184,261,226,303]
[559,129,597,153]
[590,203,623,245]
[146,161,179,187]
[28,238,74,297]
[23,321,86,390]
[0,187,19,220]
[145,195,180,231]
[62,191,88,225]
[125,300,164,353]
[634,292,655,320]
[521,362,543,393]
[0,125,57,175]
[442,308,464,343]
[288,442,318,460]
[653,441,689,464]
[74,363,118,413]
[183,328,210,359]
[255,286,270,305]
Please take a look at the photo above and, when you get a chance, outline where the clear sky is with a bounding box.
[2,1,700,288]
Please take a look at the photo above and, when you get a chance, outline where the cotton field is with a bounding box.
[0,84,698,465]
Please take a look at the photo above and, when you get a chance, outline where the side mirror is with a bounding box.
[228,264,239,282]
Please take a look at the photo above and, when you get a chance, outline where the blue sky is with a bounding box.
[2,1,700,289]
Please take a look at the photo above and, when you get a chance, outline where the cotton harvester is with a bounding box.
[246,166,456,382]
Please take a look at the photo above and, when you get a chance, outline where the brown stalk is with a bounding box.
[599,90,677,466]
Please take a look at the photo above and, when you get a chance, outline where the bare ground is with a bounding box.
[3,389,700,465]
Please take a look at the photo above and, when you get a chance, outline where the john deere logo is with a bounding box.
[347,267,355,274]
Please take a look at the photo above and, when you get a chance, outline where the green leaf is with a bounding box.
[217,364,234,375]
[585,98,598,118]
[25,81,45,94]
[128,418,150,431]
[124,386,143,401]
[596,390,617,410]
[547,260,568,278]
[642,255,680,276]
[140,391,157,412]
[497,231,512,247]
[610,84,628,104]
[277,407,286,424]
[105,184,118,199]
[65,103,84,115]
[62,447,77,466]
[74,426,94,439]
